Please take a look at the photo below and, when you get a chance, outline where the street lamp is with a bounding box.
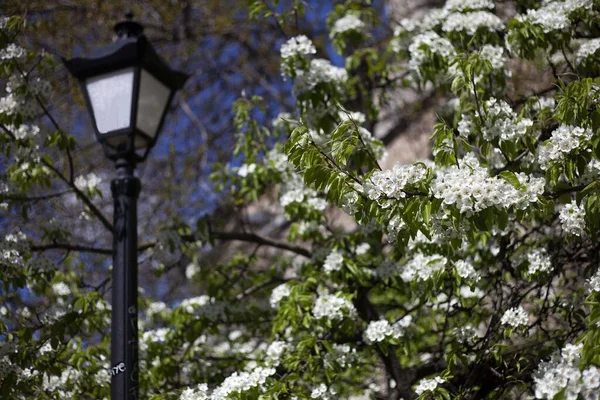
[64,13,188,400]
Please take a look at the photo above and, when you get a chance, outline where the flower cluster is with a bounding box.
[523,248,553,275]
[280,35,317,78]
[355,242,370,255]
[459,98,533,142]
[588,269,600,293]
[178,295,224,321]
[500,306,528,327]
[401,252,447,282]
[455,260,480,281]
[180,366,276,400]
[330,15,365,36]
[454,325,479,343]
[293,59,347,95]
[460,285,485,299]
[324,344,357,368]
[52,282,70,296]
[146,301,168,317]
[408,31,456,75]
[0,92,36,117]
[237,163,256,177]
[74,172,102,192]
[443,0,494,12]
[533,343,600,399]
[576,38,600,64]
[280,173,327,212]
[532,97,556,111]
[516,0,592,33]
[265,341,288,366]
[5,124,40,140]
[310,383,338,399]
[266,147,291,173]
[323,249,344,273]
[141,327,171,346]
[516,2,568,33]
[442,11,503,35]
[363,316,412,344]
[180,384,209,400]
[479,45,507,71]
[415,376,445,395]
[537,125,592,169]
[0,43,26,60]
[270,283,291,308]
[364,162,428,201]
[312,293,356,320]
[280,35,317,60]
[559,200,586,237]
[432,154,543,214]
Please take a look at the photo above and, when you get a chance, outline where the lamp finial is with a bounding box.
[114,12,144,39]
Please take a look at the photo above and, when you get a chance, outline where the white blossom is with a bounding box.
[179,384,209,400]
[52,282,70,296]
[266,147,290,173]
[330,15,365,36]
[178,296,224,321]
[442,12,504,35]
[474,98,533,142]
[312,293,356,320]
[311,383,328,398]
[363,162,428,201]
[587,269,600,293]
[500,306,528,327]
[455,260,480,281]
[537,125,592,169]
[533,343,600,399]
[6,124,40,140]
[532,97,556,111]
[146,301,167,316]
[432,153,543,214]
[525,248,553,275]
[0,43,26,60]
[517,0,592,33]
[576,38,600,64]
[479,45,507,71]
[363,316,412,344]
[280,35,317,60]
[559,200,586,237]
[323,249,344,273]
[443,0,494,12]
[294,59,347,94]
[415,376,445,395]
[355,242,370,255]
[265,341,288,366]
[74,173,102,192]
[237,163,256,177]
[408,31,456,76]
[401,253,447,282]
[459,285,484,299]
[185,263,200,280]
[454,325,478,343]
[325,344,357,368]
[210,366,276,398]
[270,283,291,308]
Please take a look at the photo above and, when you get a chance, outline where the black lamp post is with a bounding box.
[64,13,187,400]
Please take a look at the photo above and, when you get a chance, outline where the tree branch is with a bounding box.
[31,242,113,254]
[210,230,312,258]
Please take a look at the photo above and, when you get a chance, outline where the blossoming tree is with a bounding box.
[2,0,600,399]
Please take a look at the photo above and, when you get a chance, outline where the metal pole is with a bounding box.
[110,158,140,400]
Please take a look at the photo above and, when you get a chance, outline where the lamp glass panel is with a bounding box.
[86,67,135,134]
[136,69,171,138]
